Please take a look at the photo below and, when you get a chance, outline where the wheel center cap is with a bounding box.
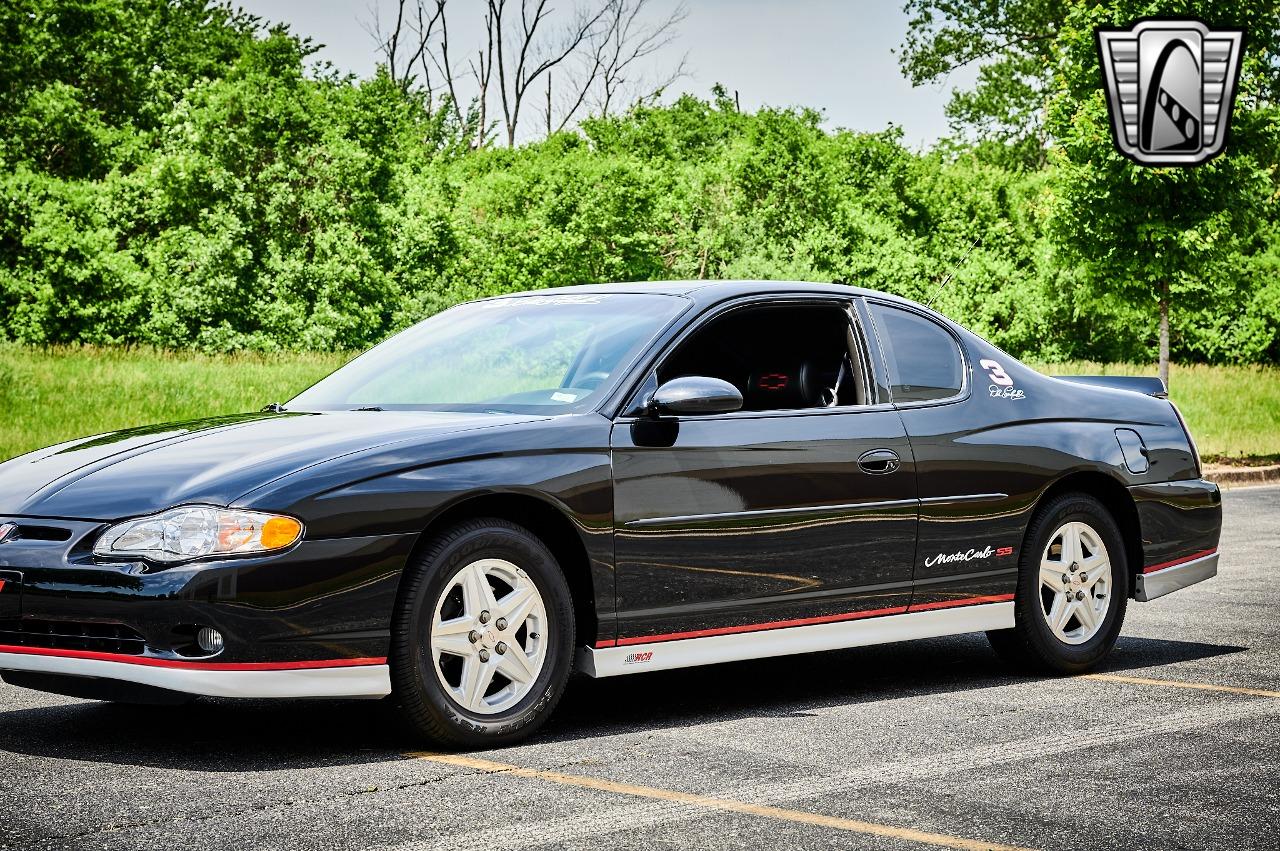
[481,627,499,646]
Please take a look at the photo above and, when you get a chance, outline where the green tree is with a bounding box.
[1,0,1277,369]
[898,0,1064,167]
[0,0,264,178]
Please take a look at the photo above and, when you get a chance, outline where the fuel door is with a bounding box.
[1115,428,1150,474]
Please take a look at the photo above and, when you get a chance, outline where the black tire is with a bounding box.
[390,518,575,748]
[987,492,1129,674]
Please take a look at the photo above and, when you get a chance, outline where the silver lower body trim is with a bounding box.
[0,652,392,699]
[1134,551,1219,602]
[577,602,1015,678]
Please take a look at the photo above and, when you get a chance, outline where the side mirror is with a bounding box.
[650,376,743,416]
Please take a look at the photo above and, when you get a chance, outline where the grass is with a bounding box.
[0,345,346,462]
[0,346,1276,463]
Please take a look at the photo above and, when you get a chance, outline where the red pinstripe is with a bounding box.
[907,593,1015,612]
[0,644,385,670]
[599,594,1013,648]
[1142,548,1217,574]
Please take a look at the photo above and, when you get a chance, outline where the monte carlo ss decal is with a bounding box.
[0,280,1221,748]
[924,545,1015,569]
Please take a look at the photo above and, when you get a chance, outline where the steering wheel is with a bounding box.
[574,371,610,390]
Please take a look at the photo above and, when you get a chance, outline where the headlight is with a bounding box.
[93,505,303,562]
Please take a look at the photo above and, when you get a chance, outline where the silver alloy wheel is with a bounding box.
[1038,521,1112,645]
[430,558,548,715]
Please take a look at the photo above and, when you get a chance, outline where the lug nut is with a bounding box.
[468,630,481,643]
[1061,573,1070,586]
[495,618,507,631]
[478,649,490,662]
[1075,590,1086,601]
[495,642,507,655]
[479,610,490,624]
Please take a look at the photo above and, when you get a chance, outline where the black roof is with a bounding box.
[490,279,918,308]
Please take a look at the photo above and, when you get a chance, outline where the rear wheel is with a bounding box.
[391,519,575,747]
[988,493,1129,674]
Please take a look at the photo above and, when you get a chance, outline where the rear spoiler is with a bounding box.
[1053,375,1168,398]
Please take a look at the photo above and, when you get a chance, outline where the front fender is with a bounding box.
[231,414,615,642]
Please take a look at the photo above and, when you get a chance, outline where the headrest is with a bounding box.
[746,362,823,409]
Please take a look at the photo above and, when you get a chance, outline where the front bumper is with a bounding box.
[0,516,414,698]
[0,647,390,698]
[1134,549,1219,603]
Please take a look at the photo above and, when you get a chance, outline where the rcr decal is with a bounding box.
[924,544,1014,568]
[624,651,653,665]
[980,359,1025,400]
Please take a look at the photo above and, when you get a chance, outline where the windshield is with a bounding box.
[288,293,687,413]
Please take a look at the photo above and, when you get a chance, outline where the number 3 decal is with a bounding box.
[980,359,1013,387]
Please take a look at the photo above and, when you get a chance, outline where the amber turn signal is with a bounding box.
[261,516,303,549]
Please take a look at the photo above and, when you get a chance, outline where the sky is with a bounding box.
[236,0,978,149]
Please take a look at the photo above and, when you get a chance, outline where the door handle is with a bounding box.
[858,448,900,475]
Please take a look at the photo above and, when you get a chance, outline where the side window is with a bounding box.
[657,303,867,412]
[869,303,964,403]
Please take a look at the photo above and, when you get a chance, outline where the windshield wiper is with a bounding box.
[351,406,383,412]
[261,402,287,413]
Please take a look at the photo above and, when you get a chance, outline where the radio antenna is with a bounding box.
[927,236,983,308]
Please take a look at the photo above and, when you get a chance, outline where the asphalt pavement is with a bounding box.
[2,486,1277,851]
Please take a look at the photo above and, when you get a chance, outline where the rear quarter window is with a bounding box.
[869,303,964,403]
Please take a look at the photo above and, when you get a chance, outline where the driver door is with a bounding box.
[607,297,918,644]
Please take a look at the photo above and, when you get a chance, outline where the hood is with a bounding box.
[0,410,543,521]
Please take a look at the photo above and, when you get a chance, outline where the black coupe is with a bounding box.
[0,281,1221,746]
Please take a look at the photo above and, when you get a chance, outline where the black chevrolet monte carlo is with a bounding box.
[0,281,1222,746]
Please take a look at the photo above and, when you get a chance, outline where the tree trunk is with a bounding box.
[1158,281,1170,390]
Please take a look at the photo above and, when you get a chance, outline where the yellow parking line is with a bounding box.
[1082,673,1280,698]
[408,751,1036,851]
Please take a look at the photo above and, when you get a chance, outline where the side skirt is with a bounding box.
[577,601,1015,678]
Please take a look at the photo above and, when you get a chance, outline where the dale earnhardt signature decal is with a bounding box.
[981,358,1025,400]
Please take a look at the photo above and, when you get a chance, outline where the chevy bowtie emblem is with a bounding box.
[0,523,16,543]
[1096,19,1244,166]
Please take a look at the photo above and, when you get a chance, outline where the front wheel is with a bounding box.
[390,519,575,747]
[988,493,1129,674]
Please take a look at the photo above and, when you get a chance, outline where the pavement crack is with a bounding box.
[32,767,469,845]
